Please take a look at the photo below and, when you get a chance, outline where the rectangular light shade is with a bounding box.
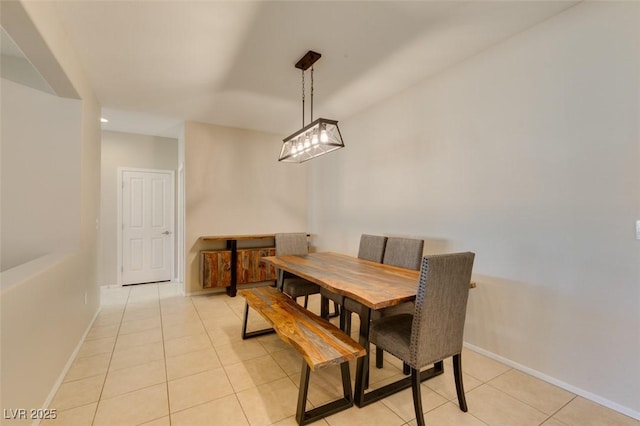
[278,118,345,163]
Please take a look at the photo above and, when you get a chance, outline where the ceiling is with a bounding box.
[47,1,578,138]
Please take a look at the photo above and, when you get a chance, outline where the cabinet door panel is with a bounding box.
[237,248,276,284]
[202,250,232,288]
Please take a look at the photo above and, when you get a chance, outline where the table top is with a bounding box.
[261,252,421,310]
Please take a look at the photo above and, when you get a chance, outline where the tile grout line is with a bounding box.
[481,381,550,420]
[167,291,212,416]
[156,284,173,426]
[543,395,577,425]
[159,289,172,424]
[212,293,289,424]
[192,293,226,376]
[91,286,167,425]
[91,286,131,426]
[483,368,578,424]
[196,293,250,422]
[167,292,245,420]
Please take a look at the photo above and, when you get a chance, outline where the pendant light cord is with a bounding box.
[301,69,305,127]
[310,66,314,122]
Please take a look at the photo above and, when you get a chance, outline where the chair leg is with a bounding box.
[333,301,340,317]
[303,295,309,308]
[338,305,347,331]
[376,347,384,368]
[277,270,285,291]
[320,295,329,319]
[344,310,352,335]
[453,353,468,412]
[411,367,425,426]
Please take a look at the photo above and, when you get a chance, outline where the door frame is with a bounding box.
[117,167,176,286]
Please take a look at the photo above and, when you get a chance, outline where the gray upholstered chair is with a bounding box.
[370,252,475,426]
[275,233,319,308]
[357,234,388,263]
[320,234,387,324]
[373,236,424,366]
[382,236,424,269]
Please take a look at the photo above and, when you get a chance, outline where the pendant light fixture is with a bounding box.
[278,51,345,163]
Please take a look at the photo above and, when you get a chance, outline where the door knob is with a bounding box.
[162,231,172,235]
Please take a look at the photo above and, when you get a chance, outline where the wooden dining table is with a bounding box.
[261,252,473,407]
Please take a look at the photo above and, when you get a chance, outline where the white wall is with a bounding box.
[1,79,81,272]
[0,0,101,419]
[184,121,307,294]
[308,1,639,417]
[99,130,178,286]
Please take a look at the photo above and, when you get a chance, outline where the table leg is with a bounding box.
[354,306,371,405]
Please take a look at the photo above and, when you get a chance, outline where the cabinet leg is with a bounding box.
[227,239,238,297]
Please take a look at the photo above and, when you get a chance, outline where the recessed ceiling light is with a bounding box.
[100,117,109,123]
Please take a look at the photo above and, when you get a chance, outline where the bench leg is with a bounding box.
[295,362,312,425]
[340,360,353,401]
[295,361,354,426]
[241,303,276,339]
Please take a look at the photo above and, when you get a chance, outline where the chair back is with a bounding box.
[275,233,309,256]
[409,252,475,368]
[383,237,424,270]
[357,234,387,263]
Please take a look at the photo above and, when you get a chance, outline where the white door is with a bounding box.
[121,169,174,285]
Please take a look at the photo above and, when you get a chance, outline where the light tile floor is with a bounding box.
[43,282,639,426]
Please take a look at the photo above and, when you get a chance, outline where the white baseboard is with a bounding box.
[463,342,640,421]
[35,307,102,426]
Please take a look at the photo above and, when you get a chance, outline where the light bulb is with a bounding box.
[320,129,329,143]
[304,134,311,149]
[291,144,297,154]
[312,132,319,145]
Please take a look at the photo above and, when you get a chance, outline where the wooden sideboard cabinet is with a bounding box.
[200,234,278,296]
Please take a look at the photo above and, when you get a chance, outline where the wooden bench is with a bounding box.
[239,286,366,425]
